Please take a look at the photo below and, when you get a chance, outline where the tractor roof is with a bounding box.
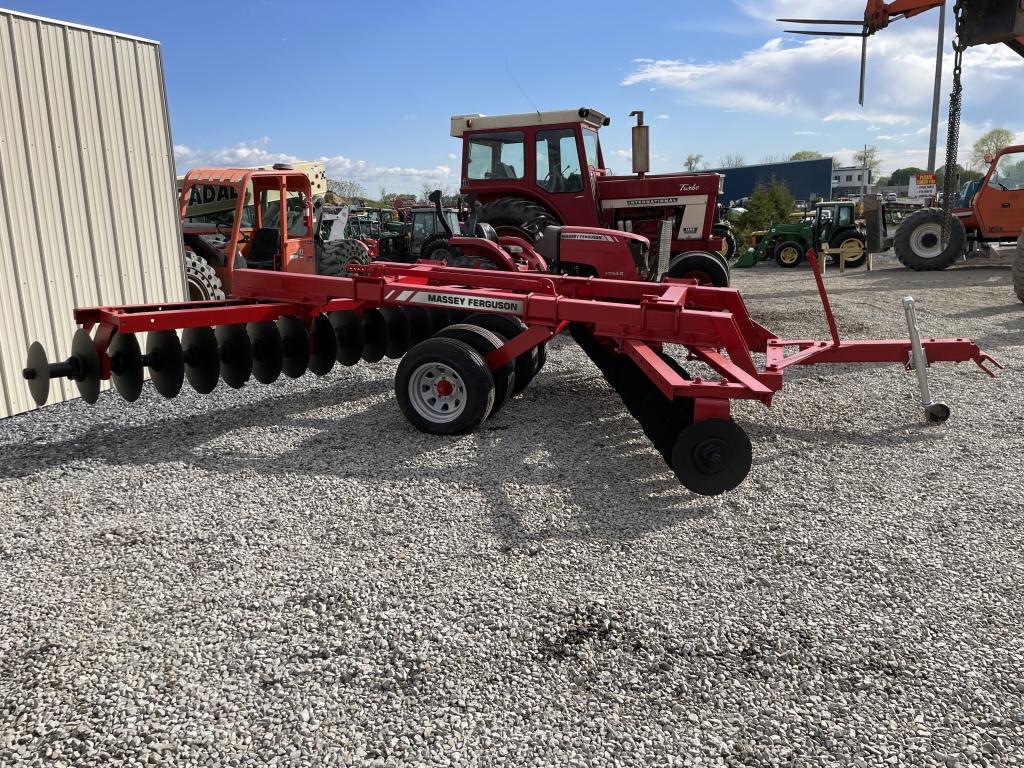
[450,108,609,137]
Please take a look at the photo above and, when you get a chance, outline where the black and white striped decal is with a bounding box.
[384,288,524,316]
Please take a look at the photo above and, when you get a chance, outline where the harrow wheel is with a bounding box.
[108,332,145,402]
[215,325,253,389]
[146,330,184,399]
[329,310,364,366]
[436,324,515,417]
[277,316,310,379]
[182,326,219,394]
[309,314,338,376]
[396,337,495,435]
[248,321,283,385]
[380,307,411,359]
[463,313,539,396]
[671,418,752,496]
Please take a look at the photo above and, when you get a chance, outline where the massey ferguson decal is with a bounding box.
[385,289,524,316]
[561,232,617,242]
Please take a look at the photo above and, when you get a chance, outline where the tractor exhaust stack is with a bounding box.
[629,111,649,179]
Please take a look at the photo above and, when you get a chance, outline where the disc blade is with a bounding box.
[182,326,219,394]
[108,332,144,402]
[247,320,283,384]
[146,330,184,398]
[24,341,51,407]
[71,328,101,404]
[308,314,337,376]
[329,310,364,366]
[380,307,411,359]
[361,309,388,363]
[402,306,432,345]
[215,324,253,389]
[277,315,310,378]
[425,308,451,334]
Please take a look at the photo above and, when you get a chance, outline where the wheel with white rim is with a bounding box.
[894,208,966,271]
[395,337,495,435]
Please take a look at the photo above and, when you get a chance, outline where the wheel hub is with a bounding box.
[408,363,467,423]
[435,378,454,397]
[694,438,729,474]
[911,223,944,258]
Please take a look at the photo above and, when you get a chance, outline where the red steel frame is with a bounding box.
[73,250,998,424]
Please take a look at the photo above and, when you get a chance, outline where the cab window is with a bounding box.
[582,129,601,168]
[535,128,583,193]
[837,206,853,226]
[467,131,524,180]
[412,212,434,240]
[989,151,1024,191]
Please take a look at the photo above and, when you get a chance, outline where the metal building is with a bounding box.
[709,158,836,206]
[0,8,184,418]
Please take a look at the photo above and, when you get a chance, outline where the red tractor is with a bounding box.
[451,108,731,287]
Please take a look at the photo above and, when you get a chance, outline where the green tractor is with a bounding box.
[738,201,868,269]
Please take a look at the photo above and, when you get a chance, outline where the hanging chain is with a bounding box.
[941,0,967,245]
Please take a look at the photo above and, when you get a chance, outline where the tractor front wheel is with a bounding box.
[893,208,966,271]
[665,251,730,287]
[774,240,805,268]
[477,197,558,242]
[1013,232,1024,304]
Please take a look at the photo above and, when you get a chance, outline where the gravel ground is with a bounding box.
[1,253,1022,767]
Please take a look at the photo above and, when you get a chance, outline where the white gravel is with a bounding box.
[1,253,1023,767]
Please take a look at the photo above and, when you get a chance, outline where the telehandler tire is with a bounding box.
[894,208,966,271]
[183,250,225,301]
[319,239,371,276]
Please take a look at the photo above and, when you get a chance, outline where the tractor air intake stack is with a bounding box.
[629,111,650,179]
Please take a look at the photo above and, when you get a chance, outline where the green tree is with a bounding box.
[790,150,824,161]
[734,179,794,247]
[887,167,927,187]
[327,179,367,200]
[936,164,983,189]
[971,128,1015,168]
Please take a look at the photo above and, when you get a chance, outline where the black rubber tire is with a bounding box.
[395,337,495,435]
[1013,232,1024,304]
[477,197,558,242]
[774,240,805,269]
[420,234,453,262]
[894,208,966,271]
[319,239,371,276]
[713,224,738,262]
[183,250,226,301]
[463,313,539,395]
[666,251,731,287]
[829,231,868,269]
[436,324,515,417]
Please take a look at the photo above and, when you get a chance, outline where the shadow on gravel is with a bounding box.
[0,370,707,543]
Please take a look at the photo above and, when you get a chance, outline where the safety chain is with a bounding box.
[941,0,966,245]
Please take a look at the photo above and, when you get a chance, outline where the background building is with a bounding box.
[709,158,836,206]
[832,166,874,198]
[0,8,184,418]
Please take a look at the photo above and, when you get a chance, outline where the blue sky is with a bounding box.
[6,0,1024,193]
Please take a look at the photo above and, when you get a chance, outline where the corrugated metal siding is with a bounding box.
[0,9,184,417]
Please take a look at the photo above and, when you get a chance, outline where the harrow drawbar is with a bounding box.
[23,255,999,496]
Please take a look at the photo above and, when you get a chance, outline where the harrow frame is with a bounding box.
[30,251,999,495]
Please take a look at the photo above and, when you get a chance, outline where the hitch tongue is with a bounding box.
[901,296,950,424]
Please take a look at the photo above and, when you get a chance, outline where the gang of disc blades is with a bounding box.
[360,308,388,363]
[402,306,432,345]
[380,307,411,359]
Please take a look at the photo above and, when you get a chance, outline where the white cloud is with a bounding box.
[794,130,821,136]
[447,153,458,160]
[657,114,670,119]
[173,140,452,192]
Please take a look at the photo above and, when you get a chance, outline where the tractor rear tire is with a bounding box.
[183,250,225,301]
[894,208,966,271]
[829,232,868,269]
[713,224,738,262]
[666,251,730,287]
[774,240,804,268]
[420,234,453,262]
[1013,232,1024,304]
[319,239,371,277]
[395,337,495,435]
[478,197,558,242]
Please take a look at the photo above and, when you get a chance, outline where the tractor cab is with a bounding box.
[812,201,857,246]
[180,168,317,296]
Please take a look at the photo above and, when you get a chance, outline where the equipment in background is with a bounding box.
[737,201,868,270]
